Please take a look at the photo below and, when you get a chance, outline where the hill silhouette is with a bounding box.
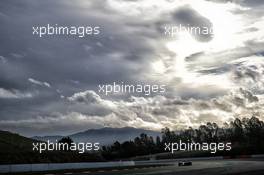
[0,130,37,153]
[33,127,160,145]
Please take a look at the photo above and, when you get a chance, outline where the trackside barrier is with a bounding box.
[134,156,224,166]
[135,154,264,166]
[251,154,264,158]
[1,154,264,173]
[0,161,135,173]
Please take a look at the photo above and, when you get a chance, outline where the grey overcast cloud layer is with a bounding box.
[0,0,264,136]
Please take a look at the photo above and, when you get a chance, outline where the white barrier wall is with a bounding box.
[0,161,135,173]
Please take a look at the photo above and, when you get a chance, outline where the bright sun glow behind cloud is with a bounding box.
[192,1,245,50]
[161,0,246,89]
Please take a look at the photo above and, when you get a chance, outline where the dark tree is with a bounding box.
[58,137,73,148]
[101,116,264,160]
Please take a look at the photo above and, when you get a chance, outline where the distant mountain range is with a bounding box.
[32,127,161,146]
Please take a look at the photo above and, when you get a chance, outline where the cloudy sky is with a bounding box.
[0,0,264,136]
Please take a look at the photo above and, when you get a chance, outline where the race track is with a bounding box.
[40,159,264,175]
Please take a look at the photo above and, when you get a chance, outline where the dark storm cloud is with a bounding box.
[1,0,264,136]
[171,6,214,42]
[241,0,264,7]
[206,0,264,7]
[0,0,171,133]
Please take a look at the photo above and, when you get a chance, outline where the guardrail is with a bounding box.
[1,154,263,174]
[134,156,224,166]
[0,161,135,174]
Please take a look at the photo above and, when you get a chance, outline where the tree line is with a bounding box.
[101,116,264,160]
[2,116,263,164]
